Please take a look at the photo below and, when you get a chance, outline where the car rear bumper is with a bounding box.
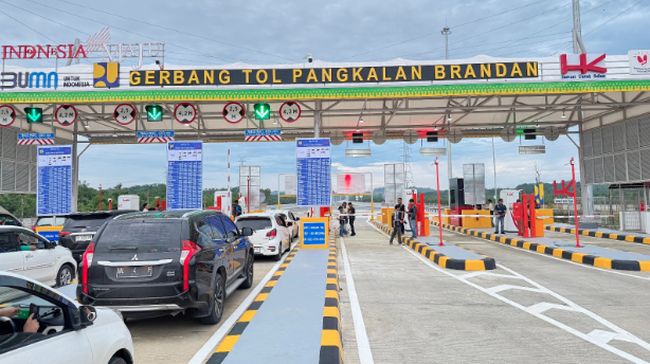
[77,287,207,312]
[253,241,281,256]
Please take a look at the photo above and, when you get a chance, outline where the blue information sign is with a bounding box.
[36,145,73,216]
[303,221,327,245]
[296,138,331,206]
[166,141,203,210]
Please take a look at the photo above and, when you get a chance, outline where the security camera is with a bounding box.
[306,55,313,63]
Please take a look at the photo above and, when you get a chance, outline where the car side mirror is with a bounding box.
[45,241,55,249]
[79,305,97,326]
[241,227,253,236]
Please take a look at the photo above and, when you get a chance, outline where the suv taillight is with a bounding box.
[266,228,277,238]
[81,242,95,294]
[181,240,201,291]
[59,231,71,238]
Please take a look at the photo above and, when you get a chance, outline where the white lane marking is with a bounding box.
[367,221,650,364]
[456,230,650,282]
[189,243,297,364]
[340,237,375,364]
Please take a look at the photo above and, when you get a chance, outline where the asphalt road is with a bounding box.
[338,221,650,364]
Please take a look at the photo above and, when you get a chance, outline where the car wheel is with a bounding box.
[55,264,74,287]
[273,243,282,261]
[199,273,226,325]
[108,356,128,364]
[239,253,254,289]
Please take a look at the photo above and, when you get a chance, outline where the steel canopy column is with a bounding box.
[314,100,322,138]
[72,122,79,212]
[578,114,593,217]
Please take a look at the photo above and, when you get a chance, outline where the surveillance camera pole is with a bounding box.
[441,26,452,207]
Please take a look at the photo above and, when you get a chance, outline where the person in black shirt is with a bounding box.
[494,199,507,234]
[348,202,356,236]
[390,198,406,245]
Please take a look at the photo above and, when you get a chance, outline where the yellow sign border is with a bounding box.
[299,217,329,249]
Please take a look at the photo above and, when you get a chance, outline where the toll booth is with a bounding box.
[449,178,474,226]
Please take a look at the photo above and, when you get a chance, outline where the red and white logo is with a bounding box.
[629,50,650,74]
[559,53,607,75]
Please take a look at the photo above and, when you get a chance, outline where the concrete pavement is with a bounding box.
[338,221,650,363]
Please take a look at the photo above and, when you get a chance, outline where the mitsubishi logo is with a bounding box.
[560,53,607,75]
[131,254,139,261]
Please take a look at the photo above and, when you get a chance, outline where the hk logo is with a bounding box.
[553,179,575,197]
[559,53,607,75]
[637,54,648,66]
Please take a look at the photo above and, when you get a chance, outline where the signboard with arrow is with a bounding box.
[24,107,43,124]
[145,104,163,121]
[253,103,271,121]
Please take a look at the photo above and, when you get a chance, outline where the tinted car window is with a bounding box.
[95,220,182,253]
[221,217,239,235]
[196,218,214,246]
[236,217,271,231]
[206,216,226,239]
[63,213,115,231]
[0,233,18,253]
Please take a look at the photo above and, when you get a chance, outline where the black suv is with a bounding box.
[58,211,135,262]
[77,210,254,324]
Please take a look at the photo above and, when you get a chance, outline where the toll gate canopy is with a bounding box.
[1,50,650,203]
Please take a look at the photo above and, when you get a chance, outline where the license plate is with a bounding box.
[116,266,153,279]
[254,247,261,254]
[75,235,92,242]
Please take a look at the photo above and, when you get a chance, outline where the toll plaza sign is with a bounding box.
[129,62,540,86]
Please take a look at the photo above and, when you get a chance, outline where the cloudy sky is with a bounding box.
[2,0,648,190]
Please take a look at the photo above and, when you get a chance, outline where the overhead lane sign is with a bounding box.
[129,62,540,87]
[37,145,73,216]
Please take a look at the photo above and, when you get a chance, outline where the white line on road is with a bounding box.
[340,237,375,364]
[189,244,296,364]
[367,221,650,364]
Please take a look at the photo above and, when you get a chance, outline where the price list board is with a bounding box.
[296,138,331,206]
[37,145,73,216]
[166,141,203,210]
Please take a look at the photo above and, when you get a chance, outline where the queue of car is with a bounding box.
[0,206,301,363]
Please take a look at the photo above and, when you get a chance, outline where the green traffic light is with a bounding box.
[145,105,163,121]
[253,103,271,121]
[24,107,43,123]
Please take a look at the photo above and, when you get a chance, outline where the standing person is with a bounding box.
[348,202,356,236]
[233,201,243,218]
[338,202,348,237]
[389,198,405,245]
[407,198,417,238]
[494,198,507,234]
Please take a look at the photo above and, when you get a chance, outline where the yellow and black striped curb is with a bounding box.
[206,247,300,364]
[373,221,496,271]
[320,238,343,364]
[433,222,650,272]
[546,225,650,245]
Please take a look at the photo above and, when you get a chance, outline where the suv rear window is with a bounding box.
[63,214,114,231]
[95,220,182,253]
[236,217,272,231]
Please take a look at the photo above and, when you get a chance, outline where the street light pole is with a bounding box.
[442,26,452,207]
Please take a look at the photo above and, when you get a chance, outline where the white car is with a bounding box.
[0,226,77,287]
[0,272,134,364]
[278,210,300,240]
[236,213,291,260]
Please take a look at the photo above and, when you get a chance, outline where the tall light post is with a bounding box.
[442,26,452,207]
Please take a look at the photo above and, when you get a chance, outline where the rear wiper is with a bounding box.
[109,245,138,251]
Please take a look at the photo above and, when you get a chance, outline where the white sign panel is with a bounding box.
[335,173,366,195]
[629,50,650,75]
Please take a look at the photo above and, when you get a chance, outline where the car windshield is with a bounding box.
[63,214,114,231]
[95,220,182,253]
[35,217,66,227]
[236,217,272,231]
[0,215,20,226]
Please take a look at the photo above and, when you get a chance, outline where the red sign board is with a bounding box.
[559,53,607,75]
